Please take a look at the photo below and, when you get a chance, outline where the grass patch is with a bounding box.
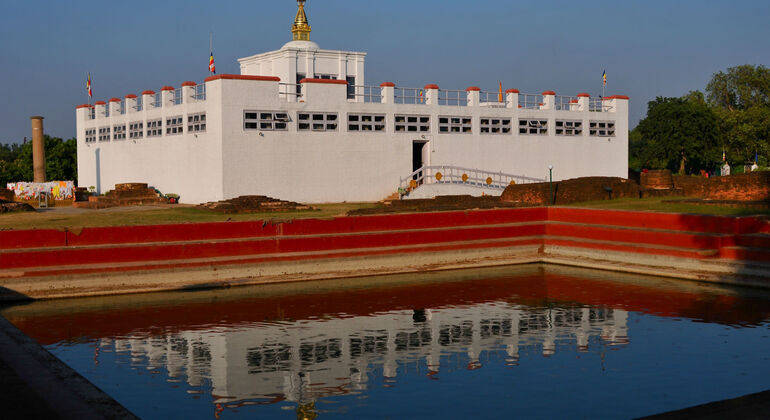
[565,197,770,216]
[0,202,376,230]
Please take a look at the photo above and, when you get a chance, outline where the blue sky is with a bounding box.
[1,0,768,143]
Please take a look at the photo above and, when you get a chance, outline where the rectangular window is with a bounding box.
[98,126,111,142]
[113,124,126,140]
[438,116,472,134]
[85,129,96,143]
[589,121,615,137]
[129,122,144,139]
[146,119,162,137]
[348,113,385,132]
[555,120,583,136]
[298,112,338,131]
[166,116,183,135]
[519,119,548,135]
[187,113,206,132]
[244,111,289,131]
[480,117,512,134]
[395,115,430,133]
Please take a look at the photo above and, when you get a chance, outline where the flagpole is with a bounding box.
[210,32,213,75]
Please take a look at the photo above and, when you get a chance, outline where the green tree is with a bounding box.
[634,97,720,174]
[706,64,770,111]
[0,136,78,186]
[706,64,770,166]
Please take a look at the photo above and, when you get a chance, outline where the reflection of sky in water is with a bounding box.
[5,266,770,419]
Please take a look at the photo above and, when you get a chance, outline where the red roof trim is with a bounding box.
[542,90,556,96]
[76,104,94,109]
[604,95,630,100]
[161,86,175,91]
[465,86,481,92]
[204,74,281,83]
[299,78,348,85]
[180,81,196,87]
[124,94,137,99]
[109,97,121,103]
[577,93,590,97]
[142,90,156,95]
[94,101,106,105]
[505,89,520,94]
[380,82,396,87]
[424,84,439,90]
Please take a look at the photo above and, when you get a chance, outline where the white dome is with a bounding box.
[281,40,320,51]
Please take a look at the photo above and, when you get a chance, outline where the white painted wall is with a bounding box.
[76,42,628,204]
[239,41,366,88]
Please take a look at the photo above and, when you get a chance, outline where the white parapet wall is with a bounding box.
[76,76,628,204]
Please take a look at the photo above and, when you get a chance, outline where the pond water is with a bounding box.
[2,264,769,419]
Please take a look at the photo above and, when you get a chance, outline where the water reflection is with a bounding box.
[3,264,769,418]
[99,302,628,408]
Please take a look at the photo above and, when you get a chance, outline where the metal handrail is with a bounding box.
[173,88,183,105]
[438,89,467,106]
[151,93,162,108]
[193,84,206,101]
[349,85,382,103]
[394,87,425,105]
[518,94,544,109]
[480,91,506,106]
[554,96,579,111]
[400,165,546,191]
[589,97,613,112]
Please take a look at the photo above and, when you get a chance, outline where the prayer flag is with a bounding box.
[87,73,92,97]
[602,69,607,87]
[498,81,503,102]
[209,52,216,74]
[722,150,726,162]
[419,89,424,103]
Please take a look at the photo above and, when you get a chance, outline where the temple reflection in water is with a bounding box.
[101,302,628,407]
[7,265,767,418]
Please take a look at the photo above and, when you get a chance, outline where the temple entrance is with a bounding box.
[412,140,429,182]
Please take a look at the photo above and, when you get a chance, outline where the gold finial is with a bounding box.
[291,0,311,41]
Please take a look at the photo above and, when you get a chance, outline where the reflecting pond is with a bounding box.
[2,264,770,419]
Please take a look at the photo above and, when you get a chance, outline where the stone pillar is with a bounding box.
[94,101,107,119]
[125,94,138,113]
[182,81,197,103]
[424,84,439,105]
[109,98,122,116]
[142,90,156,110]
[506,89,519,109]
[541,90,556,110]
[30,116,45,183]
[466,86,480,107]
[577,93,590,111]
[380,82,395,104]
[161,86,176,107]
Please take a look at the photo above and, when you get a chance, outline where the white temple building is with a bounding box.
[75,1,629,204]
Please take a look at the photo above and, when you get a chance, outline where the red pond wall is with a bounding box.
[0,207,768,296]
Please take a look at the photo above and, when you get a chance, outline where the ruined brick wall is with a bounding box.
[640,169,674,189]
[703,172,770,201]
[672,176,708,197]
[672,172,769,201]
[501,183,553,205]
[501,177,639,205]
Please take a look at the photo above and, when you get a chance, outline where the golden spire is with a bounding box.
[291,0,312,41]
